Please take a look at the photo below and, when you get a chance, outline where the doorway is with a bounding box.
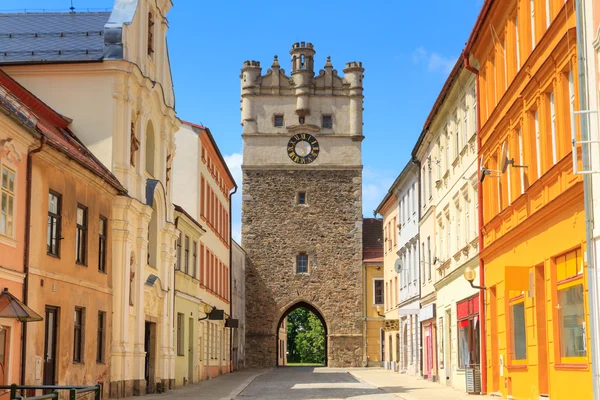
[535,264,549,395]
[43,307,58,388]
[188,318,194,383]
[444,309,452,385]
[275,301,327,366]
[144,321,156,393]
[490,287,499,392]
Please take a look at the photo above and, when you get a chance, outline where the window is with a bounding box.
[568,70,576,147]
[184,235,190,274]
[177,313,184,356]
[515,16,521,70]
[0,166,15,237]
[446,214,451,258]
[299,116,305,125]
[97,311,105,363]
[428,162,432,199]
[298,192,306,205]
[510,296,527,362]
[534,110,541,178]
[147,11,154,56]
[556,249,586,362]
[393,217,397,247]
[192,241,197,278]
[550,91,557,164]
[47,191,61,256]
[98,217,107,273]
[436,139,442,179]
[518,128,525,193]
[503,38,508,89]
[457,296,480,369]
[322,115,332,129]
[545,0,551,27]
[422,167,426,205]
[76,205,87,265]
[296,253,308,274]
[176,232,182,270]
[454,109,459,158]
[456,207,461,249]
[471,85,477,136]
[530,0,536,48]
[462,96,468,146]
[464,197,470,244]
[427,236,431,281]
[274,115,284,127]
[74,308,84,363]
[421,242,426,283]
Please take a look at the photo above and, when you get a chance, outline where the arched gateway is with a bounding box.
[240,43,365,368]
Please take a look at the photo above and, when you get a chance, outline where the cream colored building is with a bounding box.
[0,1,180,395]
[362,218,384,367]
[171,121,237,380]
[412,58,480,390]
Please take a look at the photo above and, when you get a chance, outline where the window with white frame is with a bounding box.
[412,183,417,215]
[569,70,575,138]
[530,0,536,48]
[503,38,508,89]
[550,91,557,164]
[471,85,477,136]
[428,160,432,199]
[456,205,461,250]
[464,195,470,245]
[436,139,442,179]
[454,109,459,158]
[422,167,426,206]
[0,166,15,237]
[534,110,541,178]
[545,0,551,28]
[518,128,525,194]
[515,16,521,70]
[427,236,432,281]
[445,127,450,170]
[446,213,451,258]
[462,96,468,147]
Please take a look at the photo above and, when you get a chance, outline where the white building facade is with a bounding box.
[396,162,421,376]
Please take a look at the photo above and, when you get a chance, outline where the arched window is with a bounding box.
[147,204,158,268]
[146,121,155,176]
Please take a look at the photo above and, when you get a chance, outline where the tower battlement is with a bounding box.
[243,60,261,68]
[291,41,314,50]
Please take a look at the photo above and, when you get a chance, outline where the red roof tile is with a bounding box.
[0,68,126,194]
[363,218,383,263]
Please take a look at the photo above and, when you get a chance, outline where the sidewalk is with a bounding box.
[138,369,270,400]
[348,368,497,400]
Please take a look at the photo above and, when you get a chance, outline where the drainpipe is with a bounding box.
[463,54,487,394]
[575,0,600,397]
[228,184,237,373]
[21,136,46,386]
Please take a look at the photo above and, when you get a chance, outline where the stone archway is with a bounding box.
[275,301,328,367]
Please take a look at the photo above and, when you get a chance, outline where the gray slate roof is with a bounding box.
[0,12,111,64]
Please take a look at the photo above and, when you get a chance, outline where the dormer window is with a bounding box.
[274,115,284,127]
[147,12,154,56]
[322,115,332,129]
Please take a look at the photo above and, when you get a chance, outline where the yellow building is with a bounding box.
[172,122,237,381]
[362,218,384,367]
[466,0,591,398]
[173,206,206,386]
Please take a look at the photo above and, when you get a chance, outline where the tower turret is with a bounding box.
[343,61,365,137]
[290,42,315,116]
[240,60,262,128]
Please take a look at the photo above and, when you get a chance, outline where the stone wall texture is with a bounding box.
[242,168,364,368]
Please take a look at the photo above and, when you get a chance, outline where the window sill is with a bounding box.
[96,361,106,365]
[555,363,589,371]
[76,262,87,267]
[0,234,17,248]
[73,361,84,365]
[47,252,60,259]
[506,364,528,371]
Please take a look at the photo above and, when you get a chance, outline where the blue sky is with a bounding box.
[4,0,483,241]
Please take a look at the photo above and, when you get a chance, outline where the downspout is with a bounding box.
[21,136,46,386]
[464,54,487,394]
[228,184,237,373]
[575,0,600,397]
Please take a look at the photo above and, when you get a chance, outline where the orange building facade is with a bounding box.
[466,0,592,398]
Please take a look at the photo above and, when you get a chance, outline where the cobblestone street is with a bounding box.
[139,368,496,400]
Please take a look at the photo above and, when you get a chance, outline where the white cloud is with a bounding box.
[225,152,243,243]
[362,167,396,218]
[412,47,456,74]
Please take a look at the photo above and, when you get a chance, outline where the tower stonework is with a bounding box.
[241,42,365,368]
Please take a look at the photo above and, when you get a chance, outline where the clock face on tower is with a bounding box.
[287,133,320,164]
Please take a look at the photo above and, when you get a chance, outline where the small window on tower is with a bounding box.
[322,115,332,129]
[298,192,307,205]
[299,116,305,125]
[274,115,284,127]
[296,253,308,274]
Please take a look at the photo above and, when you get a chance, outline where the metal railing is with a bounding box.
[0,384,102,400]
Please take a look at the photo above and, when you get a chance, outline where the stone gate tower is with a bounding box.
[241,42,365,368]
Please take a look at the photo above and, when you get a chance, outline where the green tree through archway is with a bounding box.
[286,307,326,365]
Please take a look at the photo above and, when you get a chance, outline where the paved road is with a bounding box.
[236,367,398,399]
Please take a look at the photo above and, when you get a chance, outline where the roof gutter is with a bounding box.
[21,136,46,386]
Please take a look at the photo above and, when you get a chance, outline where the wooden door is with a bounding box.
[43,307,58,387]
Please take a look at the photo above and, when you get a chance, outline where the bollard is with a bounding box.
[69,388,76,400]
[94,384,101,400]
[10,383,16,400]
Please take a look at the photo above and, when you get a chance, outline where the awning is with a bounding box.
[0,288,43,322]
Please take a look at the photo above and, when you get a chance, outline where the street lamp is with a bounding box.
[463,265,486,290]
[375,305,385,317]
